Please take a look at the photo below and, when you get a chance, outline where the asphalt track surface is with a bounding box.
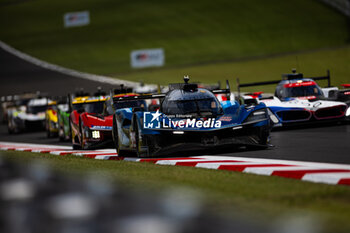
[1,47,350,165]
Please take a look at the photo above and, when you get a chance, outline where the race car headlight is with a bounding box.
[267,108,279,124]
[92,130,100,139]
[346,107,350,117]
[245,109,267,123]
[269,114,279,124]
[173,131,184,135]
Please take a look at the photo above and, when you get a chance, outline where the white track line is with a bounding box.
[0,40,156,89]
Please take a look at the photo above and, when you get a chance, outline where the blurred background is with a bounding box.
[1,1,350,233]
[0,0,349,92]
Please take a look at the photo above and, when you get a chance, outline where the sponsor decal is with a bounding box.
[284,81,316,88]
[130,48,164,68]
[218,116,232,122]
[90,125,112,130]
[143,110,162,129]
[143,110,222,129]
[297,96,316,100]
[64,11,90,28]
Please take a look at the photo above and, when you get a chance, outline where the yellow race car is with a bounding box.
[45,100,58,138]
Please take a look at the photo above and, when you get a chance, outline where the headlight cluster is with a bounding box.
[346,107,350,117]
[267,108,279,124]
[245,109,267,123]
[92,130,100,139]
[83,126,101,139]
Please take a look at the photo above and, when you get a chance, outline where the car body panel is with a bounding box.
[238,71,349,127]
[260,96,347,125]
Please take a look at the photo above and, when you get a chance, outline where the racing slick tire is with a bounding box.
[246,127,270,150]
[80,119,88,150]
[58,116,65,142]
[46,121,53,138]
[71,118,81,150]
[7,122,13,134]
[58,124,65,142]
[112,115,127,156]
[68,117,72,141]
[134,118,155,158]
[7,118,16,134]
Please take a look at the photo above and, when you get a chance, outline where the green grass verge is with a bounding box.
[1,150,350,233]
[120,45,350,92]
[0,0,348,75]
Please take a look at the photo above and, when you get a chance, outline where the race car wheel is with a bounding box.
[71,119,81,150]
[80,120,87,150]
[7,120,13,134]
[246,127,269,150]
[68,117,72,141]
[46,123,52,138]
[58,116,64,141]
[135,121,145,157]
[58,124,65,142]
[258,127,270,145]
[112,115,126,156]
[134,119,153,158]
[47,130,52,138]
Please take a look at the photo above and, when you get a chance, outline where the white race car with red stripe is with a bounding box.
[238,70,350,127]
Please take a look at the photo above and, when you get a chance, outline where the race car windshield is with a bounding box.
[72,103,85,111]
[283,85,323,98]
[15,99,31,106]
[84,101,104,114]
[114,100,146,110]
[26,105,47,114]
[163,98,222,117]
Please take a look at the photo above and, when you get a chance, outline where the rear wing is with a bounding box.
[308,70,331,87]
[112,79,232,102]
[237,70,331,95]
[169,80,231,100]
[212,80,231,99]
[112,93,167,102]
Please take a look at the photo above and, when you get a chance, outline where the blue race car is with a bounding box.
[112,77,271,157]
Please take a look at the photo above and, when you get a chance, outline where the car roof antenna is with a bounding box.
[184,75,190,84]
